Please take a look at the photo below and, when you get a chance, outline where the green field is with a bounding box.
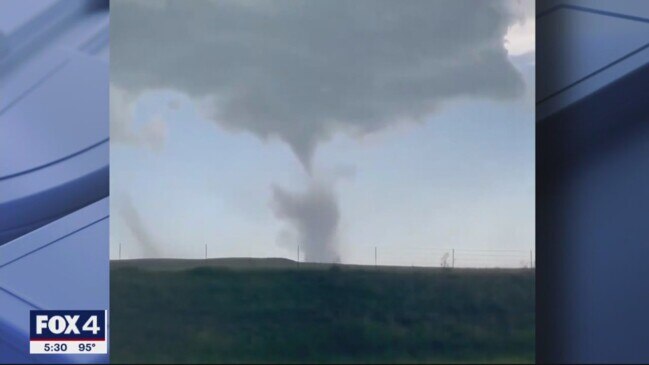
[110,259,534,364]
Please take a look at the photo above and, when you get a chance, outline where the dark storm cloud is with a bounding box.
[110,85,167,151]
[111,0,526,169]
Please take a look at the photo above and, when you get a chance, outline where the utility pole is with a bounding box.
[452,249,455,269]
[530,250,533,269]
[374,247,377,268]
[205,244,207,260]
[297,245,300,268]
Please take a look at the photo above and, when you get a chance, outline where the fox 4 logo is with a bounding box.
[30,310,106,340]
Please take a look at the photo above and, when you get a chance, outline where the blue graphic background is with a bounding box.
[0,0,109,363]
[537,0,649,363]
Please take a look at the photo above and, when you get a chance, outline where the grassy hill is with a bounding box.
[110,259,534,364]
